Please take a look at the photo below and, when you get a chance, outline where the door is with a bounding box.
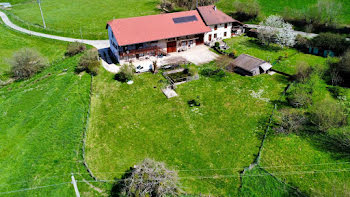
[196,34,204,45]
[167,41,177,53]
[209,34,212,41]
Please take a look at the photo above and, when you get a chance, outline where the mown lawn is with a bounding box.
[216,0,350,24]
[0,56,92,196]
[0,23,67,76]
[85,64,287,195]
[4,0,161,39]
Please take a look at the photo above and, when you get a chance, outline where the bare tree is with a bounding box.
[10,48,47,79]
[118,158,181,197]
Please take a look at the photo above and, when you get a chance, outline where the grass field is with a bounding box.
[223,36,350,196]
[4,0,349,40]
[224,36,328,75]
[0,56,93,196]
[0,23,67,76]
[3,0,161,39]
[216,0,350,24]
[85,63,287,195]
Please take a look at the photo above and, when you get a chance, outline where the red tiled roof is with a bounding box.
[197,5,240,26]
[107,10,211,46]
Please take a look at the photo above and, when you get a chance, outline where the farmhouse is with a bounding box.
[106,6,244,63]
[228,54,272,76]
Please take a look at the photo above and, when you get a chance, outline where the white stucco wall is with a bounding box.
[204,23,232,43]
[108,26,120,62]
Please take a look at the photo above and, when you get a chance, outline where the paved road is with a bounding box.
[0,11,120,73]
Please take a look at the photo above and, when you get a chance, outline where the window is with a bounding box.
[214,25,217,30]
[209,34,212,41]
[214,34,217,38]
[225,23,228,28]
[224,32,227,37]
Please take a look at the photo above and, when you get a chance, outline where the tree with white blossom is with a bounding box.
[257,15,297,48]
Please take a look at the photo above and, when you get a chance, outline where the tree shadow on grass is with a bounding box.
[110,168,133,197]
[308,131,350,161]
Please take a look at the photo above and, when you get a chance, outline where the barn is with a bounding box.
[106,6,245,63]
[228,54,272,76]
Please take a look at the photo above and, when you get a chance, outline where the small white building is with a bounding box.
[197,5,245,45]
[230,54,272,76]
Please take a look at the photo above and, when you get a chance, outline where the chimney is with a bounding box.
[213,5,217,11]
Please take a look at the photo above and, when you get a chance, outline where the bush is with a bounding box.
[76,49,100,75]
[327,86,346,99]
[328,50,350,86]
[232,0,260,21]
[200,68,226,80]
[295,35,310,50]
[10,48,48,79]
[113,158,180,197]
[66,42,86,56]
[287,85,313,108]
[114,64,135,82]
[274,108,307,134]
[295,61,313,83]
[311,33,349,55]
[215,56,233,69]
[310,99,347,132]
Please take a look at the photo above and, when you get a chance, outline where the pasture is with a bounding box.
[0,56,92,196]
[0,23,67,76]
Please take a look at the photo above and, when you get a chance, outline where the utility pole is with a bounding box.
[71,173,80,197]
[37,0,46,29]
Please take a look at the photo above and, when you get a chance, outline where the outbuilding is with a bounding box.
[228,54,272,76]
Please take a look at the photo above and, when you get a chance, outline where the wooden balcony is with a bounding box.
[119,46,166,58]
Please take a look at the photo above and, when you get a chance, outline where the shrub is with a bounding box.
[310,99,347,132]
[10,48,48,79]
[327,86,346,99]
[295,35,310,50]
[66,42,86,56]
[274,108,307,134]
[200,68,226,80]
[214,42,220,48]
[311,33,349,55]
[232,0,260,21]
[328,50,350,86]
[295,61,313,83]
[215,56,233,69]
[115,64,134,82]
[287,85,313,108]
[114,158,180,197]
[76,49,100,75]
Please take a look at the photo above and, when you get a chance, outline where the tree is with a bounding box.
[76,48,100,75]
[287,84,313,108]
[169,0,218,10]
[116,158,180,197]
[115,64,135,82]
[295,61,313,83]
[10,48,47,79]
[310,99,347,132]
[274,108,307,134]
[257,15,296,47]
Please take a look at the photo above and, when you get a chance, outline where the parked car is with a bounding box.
[135,64,152,73]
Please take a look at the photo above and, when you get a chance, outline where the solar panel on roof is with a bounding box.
[173,15,198,24]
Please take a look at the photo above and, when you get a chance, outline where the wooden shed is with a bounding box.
[228,54,272,76]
